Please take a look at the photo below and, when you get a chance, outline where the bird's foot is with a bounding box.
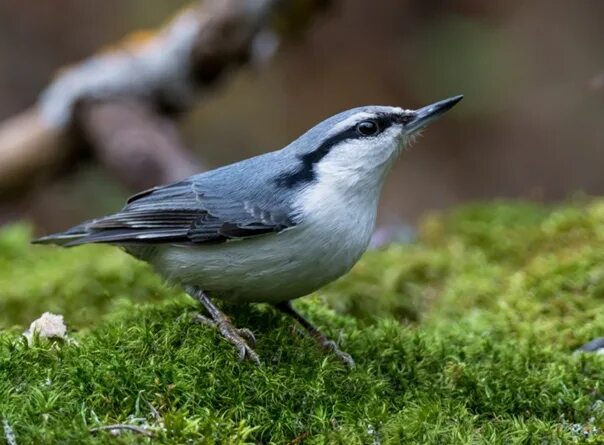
[193,314,257,347]
[275,301,355,368]
[187,287,260,365]
[192,313,260,364]
[317,337,355,368]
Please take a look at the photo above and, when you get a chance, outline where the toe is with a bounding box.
[237,328,257,347]
[321,339,355,368]
[336,351,355,368]
[246,348,261,365]
[321,340,337,351]
[192,313,216,327]
[236,344,247,362]
[236,342,260,365]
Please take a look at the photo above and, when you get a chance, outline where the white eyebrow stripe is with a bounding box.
[326,107,410,138]
[327,112,377,137]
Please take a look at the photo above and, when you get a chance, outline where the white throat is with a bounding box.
[294,155,390,276]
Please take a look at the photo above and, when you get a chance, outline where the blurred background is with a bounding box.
[0,0,603,234]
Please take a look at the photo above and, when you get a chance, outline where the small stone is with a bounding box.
[23,312,67,344]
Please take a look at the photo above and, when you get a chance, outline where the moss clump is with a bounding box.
[1,200,604,444]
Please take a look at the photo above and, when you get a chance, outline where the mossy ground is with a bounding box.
[1,200,604,444]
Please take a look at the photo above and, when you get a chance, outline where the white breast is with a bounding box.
[148,171,382,304]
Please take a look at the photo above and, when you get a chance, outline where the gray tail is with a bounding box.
[32,225,89,247]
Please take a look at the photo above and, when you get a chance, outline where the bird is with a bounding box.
[34,95,463,366]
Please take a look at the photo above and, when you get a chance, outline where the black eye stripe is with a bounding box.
[370,114,397,133]
[275,111,401,188]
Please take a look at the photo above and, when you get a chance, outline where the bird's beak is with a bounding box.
[405,95,463,134]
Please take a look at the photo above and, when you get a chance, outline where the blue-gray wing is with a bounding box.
[39,178,296,247]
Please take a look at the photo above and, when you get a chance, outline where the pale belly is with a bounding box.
[134,221,373,304]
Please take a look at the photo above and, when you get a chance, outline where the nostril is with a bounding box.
[394,113,415,125]
[402,114,415,125]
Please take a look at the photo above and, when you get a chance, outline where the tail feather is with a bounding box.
[32,224,89,247]
[32,233,85,246]
[32,225,186,247]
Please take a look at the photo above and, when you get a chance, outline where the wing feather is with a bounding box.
[53,179,295,246]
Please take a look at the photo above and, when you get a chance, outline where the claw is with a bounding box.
[215,321,260,364]
[187,288,261,365]
[322,339,337,350]
[234,338,260,364]
[333,349,355,368]
[237,344,246,362]
[320,339,355,368]
[237,328,257,348]
[275,301,355,368]
[202,321,261,364]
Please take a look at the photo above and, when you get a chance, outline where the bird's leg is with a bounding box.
[275,301,355,368]
[186,287,259,364]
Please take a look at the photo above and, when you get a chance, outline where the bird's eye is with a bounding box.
[356,120,380,137]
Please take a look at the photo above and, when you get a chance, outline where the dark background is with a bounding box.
[1,0,603,231]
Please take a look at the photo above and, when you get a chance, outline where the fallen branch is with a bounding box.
[0,0,330,197]
[0,109,72,198]
[75,99,200,190]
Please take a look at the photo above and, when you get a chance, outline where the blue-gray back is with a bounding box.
[36,106,383,246]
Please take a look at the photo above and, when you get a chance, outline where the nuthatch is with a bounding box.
[35,95,463,366]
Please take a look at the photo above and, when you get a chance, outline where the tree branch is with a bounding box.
[0,109,72,198]
[0,0,331,197]
[75,99,200,190]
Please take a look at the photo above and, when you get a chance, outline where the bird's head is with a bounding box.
[280,95,463,191]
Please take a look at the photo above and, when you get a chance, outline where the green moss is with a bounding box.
[1,200,604,444]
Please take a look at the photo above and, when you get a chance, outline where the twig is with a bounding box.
[89,424,155,437]
[140,395,162,423]
[286,431,310,445]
